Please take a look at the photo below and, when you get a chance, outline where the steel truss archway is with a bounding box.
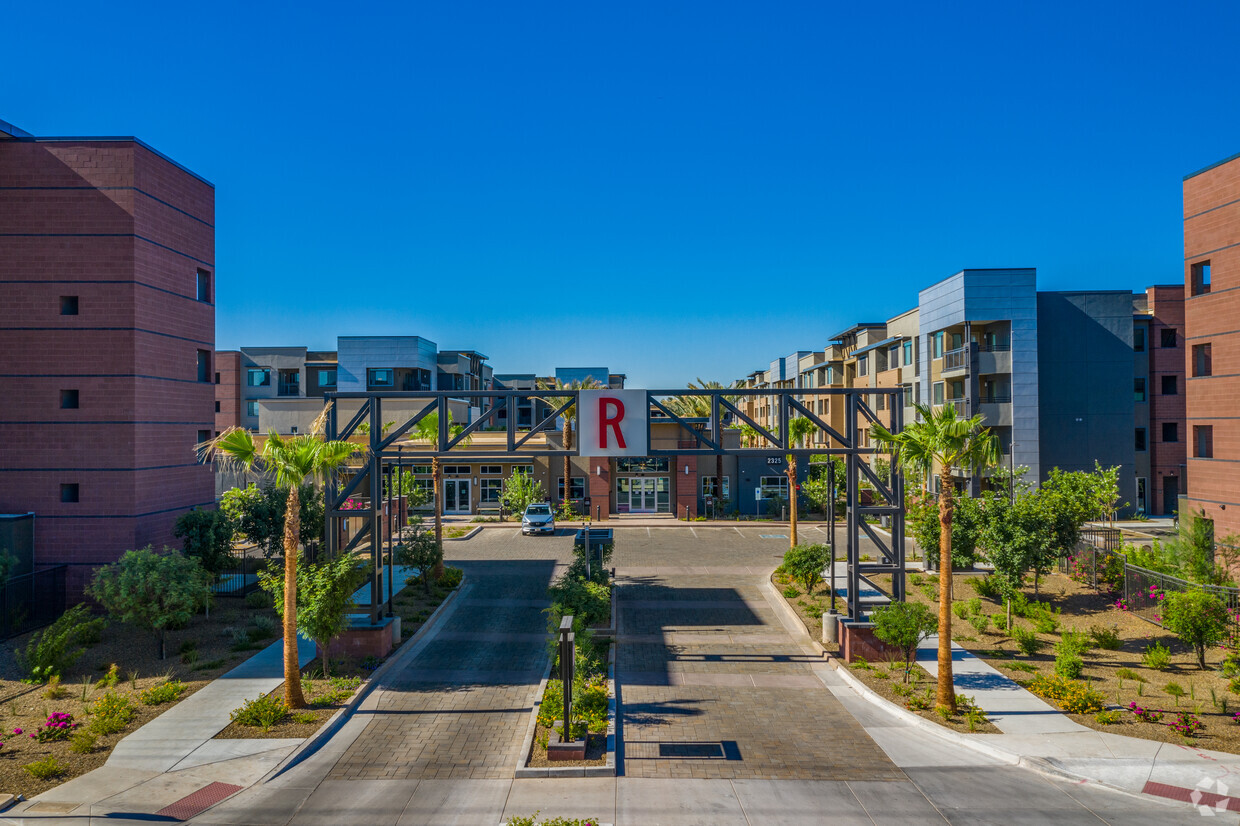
[320,387,905,624]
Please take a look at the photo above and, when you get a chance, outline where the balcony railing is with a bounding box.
[943,346,971,371]
[936,398,967,415]
[979,341,1011,352]
[979,393,1012,404]
[278,382,300,397]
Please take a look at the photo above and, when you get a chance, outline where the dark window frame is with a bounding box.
[60,483,80,503]
[60,295,79,315]
[59,389,79,409]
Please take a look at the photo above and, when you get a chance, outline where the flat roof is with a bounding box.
[1184,149,1240,181]
[2,116,213,187]
[828,322,886,341]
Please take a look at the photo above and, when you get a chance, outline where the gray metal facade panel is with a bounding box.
[337,336,438,392]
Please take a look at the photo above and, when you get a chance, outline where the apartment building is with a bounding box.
[1133,286,1187,516]
[0,117,216,593]
[1183,152,1240,536]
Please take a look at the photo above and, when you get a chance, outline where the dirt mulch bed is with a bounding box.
[526,725,608,767]
[0,596,280,799]
[214,663,363,740]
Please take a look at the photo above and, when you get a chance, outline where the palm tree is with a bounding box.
[869,402,1001,713]
[535,377,603,512]
[411,409,471,578]
[206,427,355,708]
[785,416,817,547]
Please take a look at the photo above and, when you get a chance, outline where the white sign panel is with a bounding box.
[577,389,649,457]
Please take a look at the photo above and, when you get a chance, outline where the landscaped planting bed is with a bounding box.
[0,594,280,798]
[215,663,364,740]
[877,569,1240,752]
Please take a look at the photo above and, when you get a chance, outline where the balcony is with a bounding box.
[277,381,300,397]
[977,401,1012,426]
[978,348,1012,375]
[937,398,968,416]
[942,345,972,376]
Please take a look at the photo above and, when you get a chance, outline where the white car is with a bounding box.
[522,503,556,535]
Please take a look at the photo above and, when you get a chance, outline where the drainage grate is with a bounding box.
[759,534,788,539]
[155,781,243,821]
[625,740,742,760]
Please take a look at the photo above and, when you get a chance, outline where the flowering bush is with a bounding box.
[1126,702,1165,723]
[341,498,368,510]
[1168,711,1204,737]
[1025,674,1105,714]
[1114,598,1130,611]
[32,712,78,742]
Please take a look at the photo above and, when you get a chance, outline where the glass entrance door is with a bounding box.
[444,479,470,514]
[619,478,670,513]
[636,478,656,512]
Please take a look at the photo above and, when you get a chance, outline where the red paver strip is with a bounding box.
[154,782,243,821]
[1143,780,1240,811]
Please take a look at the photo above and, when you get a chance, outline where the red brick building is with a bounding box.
[1184,152,1240,538]
[0,117,216,593]
[1141,285,1187,516]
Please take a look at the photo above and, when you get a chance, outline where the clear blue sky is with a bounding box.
[5,1,1239,387]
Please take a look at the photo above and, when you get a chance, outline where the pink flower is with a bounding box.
[12,728,21,735]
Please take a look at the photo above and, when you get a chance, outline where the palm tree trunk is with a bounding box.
[936,476,956,713]
[283,485,307,709]
[563,420,573,513]
[787,456,798,548]
[432,457,444,580]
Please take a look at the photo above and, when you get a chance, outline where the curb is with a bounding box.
[444,525,484,541]
[514,625,617,778]
[262,577,468,779]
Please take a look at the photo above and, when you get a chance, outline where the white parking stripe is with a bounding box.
[734,526,744,537]
[689,527,699,540]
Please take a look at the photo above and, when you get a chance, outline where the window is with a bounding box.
[215,401,221,413]
[480,478,503,503]
[1135,428,1147,451]
[858,355,868,377]
[1162,422,1178,443]
[759,476,789,498]
[512,465,533,476]
[197,350,211,383]
[903,340,913,365]
[247,369,270,387]
[1161,375,1177,395]
[442,466,471,475]
[1134,378,1147,402]
[410,465,432,475]
[367,368,394,388]
[1191,261,1211,296]
[214,372,220,384]
[480,466,502,475]
[60,295,79,315]
[317,369,337,387]
[1193,343,1212,377]
[825,366,834,384]
[1195,425,1214,458]
[701,476,730,497]
[932,382,945,405]
[413,478,434,498]
[60,483,79,503]
[1134,327,1146,352]
[246,400,259,417]
[197,429,211,445]
[196,269,211,302]
[1160,328,1177,348]
[888,345,899,367]
[557,477,586,499]
[60,389,79,409]
[932,331,944,358]
[617,458,669,472]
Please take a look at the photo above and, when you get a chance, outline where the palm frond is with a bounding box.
[205,427,261,475]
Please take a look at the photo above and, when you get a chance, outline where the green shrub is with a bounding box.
[88,691,136,734]
[1165,681,1187,705]
[1162,589,1230,669]
[782,586,798,598]
[23,756,66,780]
[17,604,106,683]
[964,597,983,617]
[1095,710,1122,725]
[230,694,289,731]
[1054,653,1084,679]
[782,544,832,594]
[951,601,969,620]
[1142,642,1172,671]
[43,675,68,700]
[1002,660,1036,673]
[992,612,1009,632]
[968,613,991,636]
[140,679,186,705]
[1222,651,1240,678]
[1115,667,1145,682]
[1056,631,1092,657]
[547,577,611,628]
[971,576,1003,600]
[871,601,937,683]
[95,663,120,688]
[251,614,278,638]
[245,589,272,609]
[1011,626,1042,656]
[69,730,98,753]
[438,566,464,589]
[1089,625,1122,651]
[1032,613,1060,635]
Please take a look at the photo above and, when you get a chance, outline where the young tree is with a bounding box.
[785,416,818,547]
[174,508,235,581]
[872,600,937,683]
[870,402,1001,713]
[207,427,355,708]
[979,487,1053,625]
[87,547,211,659]
[260,551,365,677]
[499,470,546,517]
[782,543,833,594]
[907,490,982,569]
[1162,589,1230,669]
[393,516,443,596]
[219,483,324,559]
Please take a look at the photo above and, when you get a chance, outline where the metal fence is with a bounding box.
[1,566,67,639]
[211,550,263,597]
[1063,530,1240,631]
